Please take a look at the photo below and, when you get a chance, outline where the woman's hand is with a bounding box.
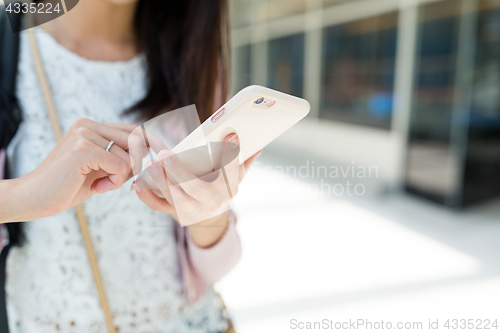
[133,133,260,247]
[0,118,136,223]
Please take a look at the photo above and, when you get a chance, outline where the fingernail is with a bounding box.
[228,134,239,149]
[130,185,137,196]
[158,150,173,166]
[145,159,153,168]
[134,183,142,194]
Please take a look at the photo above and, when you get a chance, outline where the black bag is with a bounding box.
[0,5,23,333]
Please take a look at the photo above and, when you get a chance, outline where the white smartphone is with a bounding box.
[135,85,310,189]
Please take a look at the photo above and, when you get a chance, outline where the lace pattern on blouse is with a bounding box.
[6,28,227,333]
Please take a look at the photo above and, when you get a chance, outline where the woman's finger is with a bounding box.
[86,170,108,193]
[126,125,169,176]
[167,179,200,211]
[141,130,168,155]
[239,150,262,182]
[142,162,204,226]
[127,128,150,175]
[105,122,168,155]
[220,133,241,197]
[72,118,135,153]
[105,123,141,133]
[127,125,167,154]
[82,141,132,193]
[144,160,176,206]
[157,149,210,202]
[72,119,147,176]
[81,128,131,164]
[133,184,176,215]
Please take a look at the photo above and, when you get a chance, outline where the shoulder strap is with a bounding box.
[0,243,12,332]
[28,29,117,333]
[0,4,22,150]
[0,7,24,246]
[0,7,22,333]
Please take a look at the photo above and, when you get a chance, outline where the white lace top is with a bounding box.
[5,28,227,333]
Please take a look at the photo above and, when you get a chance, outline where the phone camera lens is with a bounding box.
[255,98,264,104]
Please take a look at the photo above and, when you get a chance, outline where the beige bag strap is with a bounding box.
[27,25,236,333]
[27,30,117,333]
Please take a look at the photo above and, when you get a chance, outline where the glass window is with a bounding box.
[320,12,398,129]
[323,0,354,7]
[265,0,308,21]
[231,0,307,26]
[230,0,253,28]
[405,0,462,204]
[232,45,252,94]
[463,0,500,204]
[268,34,305,98]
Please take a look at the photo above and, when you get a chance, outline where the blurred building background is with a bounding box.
[221,1,500,332]
[229,0,500,208]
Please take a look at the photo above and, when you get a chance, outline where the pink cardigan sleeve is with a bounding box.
[175,62,242,305]
[176,211,241,305]
[0,149,5,180]
[0,149,7,250]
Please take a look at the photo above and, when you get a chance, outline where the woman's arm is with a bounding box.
[0,177,40,222]
[175,211,241,304]
[186,211,241,283]
[187,211,229,248]
[0,119,138,223]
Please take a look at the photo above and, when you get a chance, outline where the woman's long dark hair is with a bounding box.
[129,0,230,122]
[7,0,230,246]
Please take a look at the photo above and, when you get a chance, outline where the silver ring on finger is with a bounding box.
[105,140,115,152]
